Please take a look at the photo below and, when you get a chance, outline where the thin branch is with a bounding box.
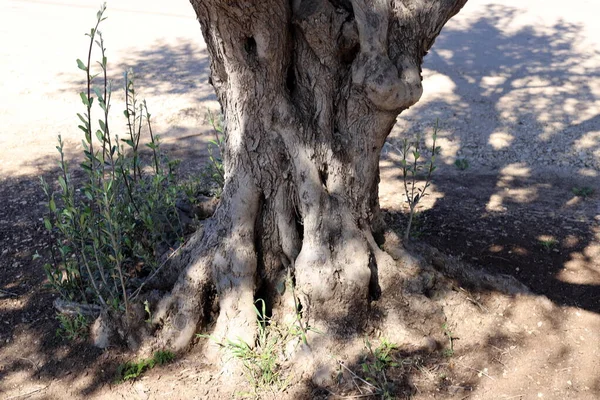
[338,361,378,391]
[0,288,18,297]
[5,384,50,400]
[130,243,185,301]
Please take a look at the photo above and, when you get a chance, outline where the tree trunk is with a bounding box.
[154,0,467,355]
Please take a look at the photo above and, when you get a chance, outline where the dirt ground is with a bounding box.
[1,0,599,399]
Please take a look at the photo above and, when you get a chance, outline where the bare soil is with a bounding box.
[1,1,599,399]
[1,166,599,400]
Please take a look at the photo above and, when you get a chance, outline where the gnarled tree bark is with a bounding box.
[153,0,467,358]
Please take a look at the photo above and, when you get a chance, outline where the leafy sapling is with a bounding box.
[401,120,441,240]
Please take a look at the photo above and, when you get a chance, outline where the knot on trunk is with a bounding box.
[353,53,423,111]
[350,0,423,110]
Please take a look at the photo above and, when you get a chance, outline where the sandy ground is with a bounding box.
[0,0,599,399]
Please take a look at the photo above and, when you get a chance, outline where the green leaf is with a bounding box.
[49,198,57,212]
[77,113,88,126]
[121,138,134,147]
[76,59,87,71]
[93,87,103,102]
[58,176,67,192]
[95,130,104,142]
[98,119,106,132]
[79,92,90,107]
[44,218,52,231]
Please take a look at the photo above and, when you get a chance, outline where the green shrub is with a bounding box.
[200,297,313,396]
[572,186,594,198]
[401,121,440,240]
[454,158,469,170]
[116,350,176,382]
[40,4,187,314]
[358,338,400,399]
[56,313,89,341]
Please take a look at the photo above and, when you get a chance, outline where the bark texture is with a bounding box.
[155,0,467,352]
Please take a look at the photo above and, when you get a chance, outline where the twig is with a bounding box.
[18,357,39,373]
[0,288,18,297]
[5,384,50,400]
[331,394,380,399]
[349,369,364,395]
[53,298,102,317]
[130,243,184,301]
[485,255,511,262]
[338,361,378,391]
[457,362,495,380]
[492,357,507,368]
[458,287,488,312]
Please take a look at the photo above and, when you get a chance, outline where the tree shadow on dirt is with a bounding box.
[382,3,600,314]
[58,39,215,103]
[391,4,600,170]
[0,153,211,398]
[1,36,220,395]
[1,3,599,399]
[0,168,115,398]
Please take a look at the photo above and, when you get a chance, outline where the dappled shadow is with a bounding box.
[1,2,600,399]
[0,170,115,398]
[381,3,600,314]
[382,169,600,314]
[303,253,599,399]
[391,3,600,171]
[115,40,214,101]
[57,39,215,103]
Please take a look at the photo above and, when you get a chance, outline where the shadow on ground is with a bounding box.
[1,3,599,399]
[382,3,600,314]
[391,4,600,171]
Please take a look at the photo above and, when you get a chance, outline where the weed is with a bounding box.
[153,350,176,365]
[539,238,558,252]
[359,338,400,399]
[572,186,595,198]
[56,313,89,341]
[115,350,175,382]
[40,3,189,314]
[200,298,310,396]
[442,323,455,358]
[401,120,440,240]
[454,158,470,170]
